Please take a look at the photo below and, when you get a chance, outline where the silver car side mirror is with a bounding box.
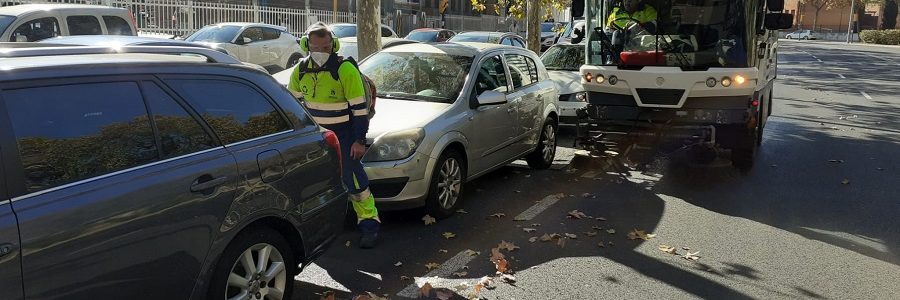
[477,90,507,106]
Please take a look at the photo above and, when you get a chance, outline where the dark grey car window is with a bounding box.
[474,55,509,95]
[10,17,60,42]
[238,27,264,43]
[142,82,216,158]
[103,16,132,35]
[262,27,281,40]
[505,54,533,88]
[524,56,539,82]
[381,26,392,37]
[4,82,157,192]
[67,16,102,35]
[166,79,291,145]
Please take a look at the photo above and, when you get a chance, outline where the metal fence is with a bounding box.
[2,0,520,38]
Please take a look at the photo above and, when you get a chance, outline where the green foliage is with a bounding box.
[859,29,900,44]
[471,0,569,20]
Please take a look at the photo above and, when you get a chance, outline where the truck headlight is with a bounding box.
[363,128,425,162]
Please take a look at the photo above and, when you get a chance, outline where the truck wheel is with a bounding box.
[526,120,557,169]
[425,150,466,219]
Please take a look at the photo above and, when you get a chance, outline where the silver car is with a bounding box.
[358,42,559,217]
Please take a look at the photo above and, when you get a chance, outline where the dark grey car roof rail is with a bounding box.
[0,44,242,64]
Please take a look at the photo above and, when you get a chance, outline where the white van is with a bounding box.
[0,4,137,42]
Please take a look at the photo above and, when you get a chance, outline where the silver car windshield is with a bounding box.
[331,25,357,38]
[186,25,241,43]
[542,45,585,71]
[360,52,473,104]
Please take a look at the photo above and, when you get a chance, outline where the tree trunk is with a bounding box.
[526,0,540,53]
[357,0,382,60]
[813,9,820,31]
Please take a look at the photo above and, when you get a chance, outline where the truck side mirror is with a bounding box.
[767,0,785,11]
[571,0,584,18]
[765,13,793,30]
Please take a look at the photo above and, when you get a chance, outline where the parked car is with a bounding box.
[785,29,816,40]
[0,4,136,42]
[185,22,304,73]
[541,43,586,124]
[449,31,527,49]
[271,37,419,84]
[405,28,456,42]
[0,44,346,300]
[354,42,558,217]
[329,23,398,38]
[540,22,561,51]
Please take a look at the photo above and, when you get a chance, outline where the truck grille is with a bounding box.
[635,88,685,105]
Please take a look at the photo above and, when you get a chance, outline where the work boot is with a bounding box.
[358,219,380,249]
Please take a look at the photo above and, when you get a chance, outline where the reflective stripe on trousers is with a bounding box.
[337,130,379,222]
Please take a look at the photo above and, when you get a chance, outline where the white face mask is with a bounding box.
[310,52,331,66]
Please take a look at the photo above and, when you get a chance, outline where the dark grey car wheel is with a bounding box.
[209,227,296,300]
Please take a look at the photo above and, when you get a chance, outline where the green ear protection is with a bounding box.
[299,35,340,53]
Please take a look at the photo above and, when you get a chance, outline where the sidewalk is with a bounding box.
[779,38,900,49]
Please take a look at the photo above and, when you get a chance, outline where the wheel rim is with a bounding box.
[436,157,462,209]
[225,243,287,300]
[542,124,556,163]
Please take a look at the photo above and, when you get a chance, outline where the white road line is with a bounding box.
[513,194,564,221]
[817,59,824,62]
[860,91,873,100]
[812,56,818,59]
[837,74,846,79]
[396,251,477,298]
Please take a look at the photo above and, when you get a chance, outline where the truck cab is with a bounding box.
[576,0,792,170]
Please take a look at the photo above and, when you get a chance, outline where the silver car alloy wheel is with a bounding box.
[437,157,462,209]
[542,124,556,163]
[226,243,287,300]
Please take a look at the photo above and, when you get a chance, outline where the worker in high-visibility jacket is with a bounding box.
[607,0,657,29]
[289,22,380,249]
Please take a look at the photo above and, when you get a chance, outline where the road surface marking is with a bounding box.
[396,250,477,298]
[837,74,846,79]
[817,59,823,62]
[295,263,351,292]
[513,194,564,221]
[812,56,818,59]
[860,91,872,100]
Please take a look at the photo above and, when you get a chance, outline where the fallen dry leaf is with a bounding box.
[682,251,701,261]
[627,229,656,241]
[597,241,605,248]
[355,292,388,300]
[608,241,615,246]
[557,237,567,248]
[422,214,437,226]
[828,159,845,163]
[584,231,598,237]
[452,271,468,277]
[320,290,336,300]
[842,179,850,185]
[490,247,505,261]
[345,241,351,247]
[528,237,538,243]
[565,233,578,239]
[464,249,480,256]
[682,247,691,250]
[400,275,411,281]
[420,282,433,297]
[567,210,588,219]
[523,228,537,233]
[456,209,468,214]
[439,249,448,253]
[490,248,510,273]
[606,229,616,234]
[498,240,520,252]
[658,245,678,255]
[442,232,456,239]
[490,213,506,219]
[531,223,542,227]
[596,217,607,221]
[581,193,593,198]
[592,226,603,231]
[499,273,516,284]
[425,262,441,271]
[539,233,553,242]
[394,261,403,267]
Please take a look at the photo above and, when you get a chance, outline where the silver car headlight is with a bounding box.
[364,128,426,162]
[571,92,587,102]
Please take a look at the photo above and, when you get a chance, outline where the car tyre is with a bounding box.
[286,53,303,69]
[526,120,557,169]
[208,227,296,300]
[425,149,466,219]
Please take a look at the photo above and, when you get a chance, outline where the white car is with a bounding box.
[329,23,398,38]
[186,22,304,73]
[0,4,137,42]
[785,30,816,40]
[541,43,586,124]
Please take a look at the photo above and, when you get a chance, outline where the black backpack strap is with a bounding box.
[296,57,311,82]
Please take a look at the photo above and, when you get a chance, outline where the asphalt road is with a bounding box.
[293,40,900,300]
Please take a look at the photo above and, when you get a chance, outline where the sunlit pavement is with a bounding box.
[292,41,900,299]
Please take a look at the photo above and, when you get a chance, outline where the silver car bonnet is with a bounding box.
[367,98,451,139]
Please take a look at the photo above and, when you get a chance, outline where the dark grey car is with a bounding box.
[0,45,347,300]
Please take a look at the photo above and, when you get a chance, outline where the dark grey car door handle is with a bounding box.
[190,176,228,192]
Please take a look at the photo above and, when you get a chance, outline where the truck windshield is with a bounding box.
[586,0,750,69]
[0,15,15,36]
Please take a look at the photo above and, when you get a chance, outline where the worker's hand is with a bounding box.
[350,142,367,160]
